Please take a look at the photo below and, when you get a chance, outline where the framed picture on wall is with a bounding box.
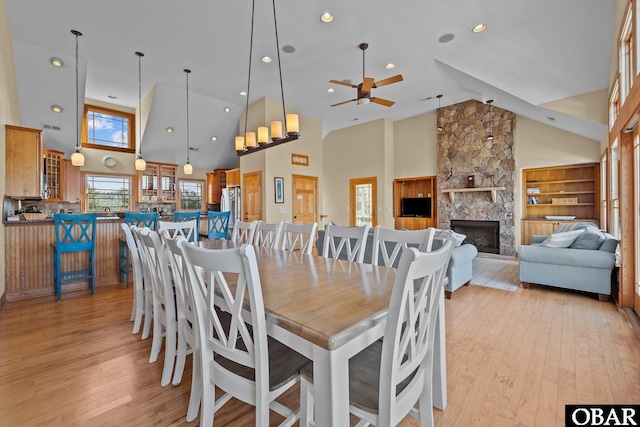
[274,177,284,203]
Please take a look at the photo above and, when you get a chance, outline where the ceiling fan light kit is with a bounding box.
[330,42,403,108]
[236,0,301,157]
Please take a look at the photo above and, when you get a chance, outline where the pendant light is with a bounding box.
[134,51,146,171]
[70,30,85,166]
[486,99,494,141]
[436,94,443,132]
[183,69,193,175]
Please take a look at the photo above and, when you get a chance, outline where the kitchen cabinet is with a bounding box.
[138,162,177,203]
[206,168,229,204]
[44,150,64,201]
[5,125,45,199]
[226,168,240,187]
[63,159,82,203]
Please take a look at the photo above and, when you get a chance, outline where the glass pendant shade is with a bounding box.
[235,136,245,152]
[245,131,257,148]
[271,121,283,140]
[71,150,85,166]
[286,114,299,134]
[183,162,193,175]
[257,126,269,144]
[135,156,146,171]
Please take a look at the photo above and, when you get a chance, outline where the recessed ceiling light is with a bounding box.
[50,105,63,113]
[282,45,295,54]
[108,95,118,99]
[438,33,455,43]
[472,23,487,33]
[328,88,335,93]
[166,127,174,133]
[224,107,231,113]
[211,136,217,141]
[239,91,247,96]
[385,63,396,69]
[261,56,272,63]
[320,12,334,23]
[49,57,63,67]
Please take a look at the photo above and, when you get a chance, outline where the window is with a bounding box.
[178,180,204,211]
[610,140,620,238]
[609,76,620,131]
[601,150,608,231]
[85,174,132,212]
[82,104,135,152]
[619,5,634,101]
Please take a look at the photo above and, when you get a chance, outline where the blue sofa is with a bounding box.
[315,228,477,298]
[519,224,618,301]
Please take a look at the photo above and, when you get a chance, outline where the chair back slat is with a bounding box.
[125,212,159,230]
[174,211,201,241]
[254,221,284,249]
[207,211,231,239]
[231,220,258,245]
[53,213,97,251]
[371,226,436,268]
[159,219,197,242]
[280,222,318,255]
[321,223,370,263]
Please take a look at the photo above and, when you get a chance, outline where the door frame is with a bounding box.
[349,177,377,227]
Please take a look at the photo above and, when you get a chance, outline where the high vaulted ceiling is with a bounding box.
[4,0,614,171]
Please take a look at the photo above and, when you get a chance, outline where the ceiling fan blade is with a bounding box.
[373,74,403,88]
[371,97,395,107]
[330,79,358,88]
[361,77,374,94]
[331,99,357,107]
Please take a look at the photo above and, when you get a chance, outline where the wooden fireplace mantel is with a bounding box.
[441,186,506,203]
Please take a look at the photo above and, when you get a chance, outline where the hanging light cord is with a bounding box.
[73,30,81,152]
[185,69,191,164]
[243,0,256,146]
[272,0,288,134]
[137,52,143,158]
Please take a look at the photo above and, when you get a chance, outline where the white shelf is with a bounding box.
[441,186,506,203]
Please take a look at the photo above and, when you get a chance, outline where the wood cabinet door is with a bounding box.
[44,150,64,201]
[5,125,44,198]
[63,159,81,203]
[243,171,262,222]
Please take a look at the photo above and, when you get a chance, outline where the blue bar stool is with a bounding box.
[207,211,230,239]
[174,211,201,242]
[120,212,159,285]
[53,213,98,301]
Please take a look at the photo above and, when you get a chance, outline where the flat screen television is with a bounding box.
[401,197,432,217]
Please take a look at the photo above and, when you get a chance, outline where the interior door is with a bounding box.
[243,171,262,222]
[350,177,377,227]
[292,175,318,225]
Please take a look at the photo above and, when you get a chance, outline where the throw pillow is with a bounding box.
[434,229,467,246]
[570,224,606,250]
[540,229,585,248]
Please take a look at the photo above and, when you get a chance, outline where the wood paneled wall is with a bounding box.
[4,220,121,301]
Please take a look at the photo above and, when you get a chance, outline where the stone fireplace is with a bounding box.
[437,99,516,256]
[451,220,500,254]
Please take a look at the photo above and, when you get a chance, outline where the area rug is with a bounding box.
[471,255,520,291]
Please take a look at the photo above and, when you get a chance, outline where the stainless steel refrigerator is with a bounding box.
[221,186,241,230]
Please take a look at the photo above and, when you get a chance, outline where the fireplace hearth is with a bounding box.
[451,220,500,254]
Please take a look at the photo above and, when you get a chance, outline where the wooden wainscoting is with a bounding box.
[4,220,121,301]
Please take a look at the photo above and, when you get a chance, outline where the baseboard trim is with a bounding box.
[624,307,640,339]
[0,292,7,316]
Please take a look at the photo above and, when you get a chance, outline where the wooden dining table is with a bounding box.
[198,239,447,426]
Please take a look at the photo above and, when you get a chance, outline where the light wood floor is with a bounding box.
[1,283,639,426]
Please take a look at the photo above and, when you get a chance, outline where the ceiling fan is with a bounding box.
[330,43,403,107]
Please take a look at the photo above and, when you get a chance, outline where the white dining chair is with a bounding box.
[130,225,154,340]
[230,220,258,245]
[139,229,178,387]
[121,223,146,334]
[300,239,454,427]
[371,225,437,268]
[162,232,200,422]
[158,219,197,243]
[321,223,371,263]
[254,220,284,249]
[179,241,311,427]
[280,222,318,255]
